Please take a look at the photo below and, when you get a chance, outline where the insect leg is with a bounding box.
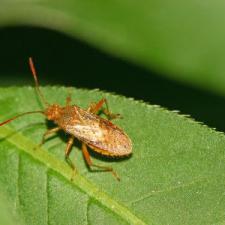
[66,88,73,106]
[82,143,120,181]
[65,136,75,170]
[38,127,61,148]
[88,98,121,120]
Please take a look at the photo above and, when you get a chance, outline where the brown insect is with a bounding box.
[0,58,132,181]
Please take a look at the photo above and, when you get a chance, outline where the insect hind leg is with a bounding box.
[88,98,121,120]
[82,143,120,181]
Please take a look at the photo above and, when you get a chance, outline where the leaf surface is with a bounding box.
[0,87,225,225]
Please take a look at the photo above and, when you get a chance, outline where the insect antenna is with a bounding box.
[0,111,44,126]
[28,57,49,107]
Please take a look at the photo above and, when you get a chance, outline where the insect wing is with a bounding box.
[64,107,132,156]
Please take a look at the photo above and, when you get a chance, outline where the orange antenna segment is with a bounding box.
[0,111,44,126]
[28,57,49,107]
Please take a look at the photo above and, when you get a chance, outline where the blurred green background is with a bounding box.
[1,26,225,131]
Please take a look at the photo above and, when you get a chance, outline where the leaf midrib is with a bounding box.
[0,125,148,225]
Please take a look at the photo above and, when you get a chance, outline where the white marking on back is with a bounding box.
[67,124,104,142]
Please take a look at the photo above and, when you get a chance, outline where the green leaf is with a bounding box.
[0,190,24,225]
[1,1,225,95]
[0,87,225,225]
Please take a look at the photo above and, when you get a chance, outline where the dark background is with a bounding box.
[1,26,225,131]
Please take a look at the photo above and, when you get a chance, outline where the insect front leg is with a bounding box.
[66,88,73,107]
[82,143,120,181]
[88,98,121,120]
[38,127,61,148]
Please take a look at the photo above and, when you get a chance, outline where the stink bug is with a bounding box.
[0,58,132,181]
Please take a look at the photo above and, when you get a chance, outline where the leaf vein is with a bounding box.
[0,126,148,225]
[130,177,209,205]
